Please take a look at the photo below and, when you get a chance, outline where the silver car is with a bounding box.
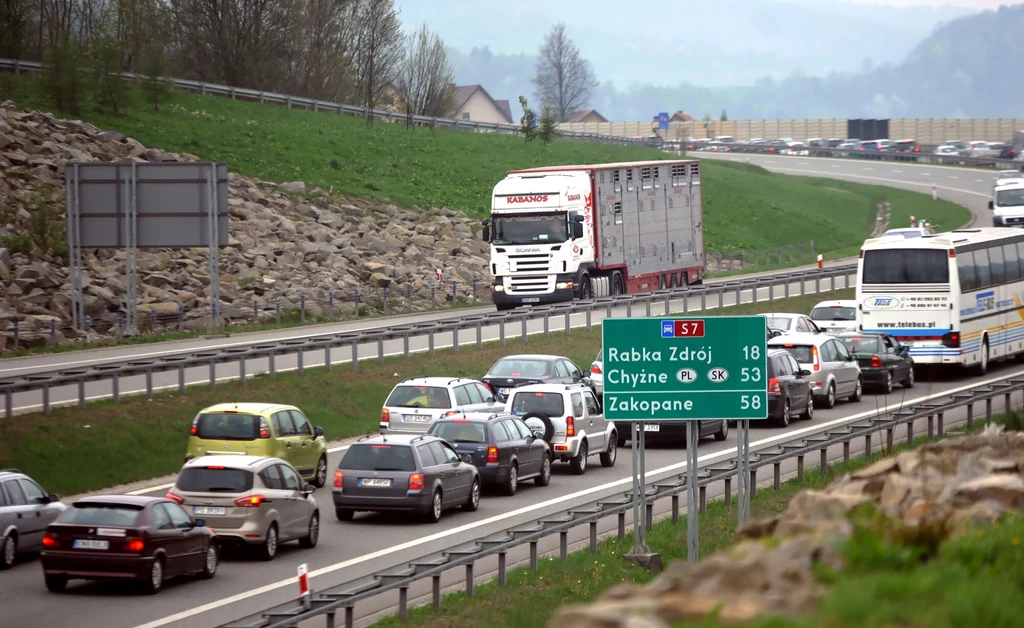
[768,333,863,409]
[809,300,859,335]
[590,349,604,394]
[761,312,822,336]
[1,469,65,569]
[380,377,504,434]
[166,456,320,561]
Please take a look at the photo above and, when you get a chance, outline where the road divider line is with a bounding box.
[131,368,1022,628]
[763,167,989,198]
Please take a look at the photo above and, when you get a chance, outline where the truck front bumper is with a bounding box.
[491,274,576,306]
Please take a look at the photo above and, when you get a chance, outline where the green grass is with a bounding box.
[0,289,852,496]
[368,418,993,628]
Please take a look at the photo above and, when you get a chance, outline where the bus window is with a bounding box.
[957,251,977,291]
[989,246,1006,285]
[1003,244,1021,283]
[861,249,949,284]
[975,249,992,288]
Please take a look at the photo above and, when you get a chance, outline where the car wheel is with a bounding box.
[569,441,588,475]
[199,542,219,578]
[299,511,320,549]
[600,437,617,467]
[849,377,863,402]
[335,507,354,522]
[0,533,16,570]
[800,394,814,420]
[882,371,893,394]
[44,574,68,593]
[503,463,519,496]
[312,455,328,488]
[535,455,551,486]
[778,399,790,428]
[713,420,728,441]
[257,523,278,561]
[424,490,443,524]
[903,366,915,388]
[141,556,164,594]
[823,382,836,409]
[463,478,481,512]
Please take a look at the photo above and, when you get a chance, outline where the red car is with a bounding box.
[40,495,218,594]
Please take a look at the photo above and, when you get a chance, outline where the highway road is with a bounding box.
[2,361,1021,628]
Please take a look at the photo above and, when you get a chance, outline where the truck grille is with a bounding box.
[507,275,552,294]
[508,253,553,273]
[1003,216,1024,225]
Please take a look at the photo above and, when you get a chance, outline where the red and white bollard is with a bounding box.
[817,254,824,270]
[297,563,310,608]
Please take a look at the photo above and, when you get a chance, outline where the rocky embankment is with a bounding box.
[0,101,490,349]
[551,425,1024,627]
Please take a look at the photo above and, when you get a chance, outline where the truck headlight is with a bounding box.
[492,285,505,292]
[556,282,574,290]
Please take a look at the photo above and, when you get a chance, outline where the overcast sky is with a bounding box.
[839,0,1008,6]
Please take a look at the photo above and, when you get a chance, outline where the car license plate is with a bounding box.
[521,297,540,303]
[73,539,109,550]
[359,478,392,487]
[643,424,660,432]
[403,414,430,422]
[498,388,510,395]
[192,506,226,516]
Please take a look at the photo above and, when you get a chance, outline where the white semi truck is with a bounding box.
[481,160,706,310]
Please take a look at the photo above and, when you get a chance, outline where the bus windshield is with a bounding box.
[996,187,1024,208]
[491,214,568,245]
[861,249,950,284]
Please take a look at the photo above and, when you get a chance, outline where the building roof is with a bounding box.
[671,111,694,121]
[565,109,607,123]
[454,85,513,123]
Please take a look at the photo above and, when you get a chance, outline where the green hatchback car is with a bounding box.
[184,403,330,487]
[838,333,916,394]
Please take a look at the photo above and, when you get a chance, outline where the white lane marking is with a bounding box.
[830,164,841,168]
[921,172,932,176]
[763,168,989,199]
[892,169,902,173]
[11,277,850,416]
[132,369,1020,628]
[976,179,984,183]
[861,167,872,171]
[949,176,959,180]
[125,444,353,496]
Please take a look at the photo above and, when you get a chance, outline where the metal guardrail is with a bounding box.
[215,371,1024,628]
[677,140,1024,170]
[0,58,641,146]
[0,263,857,418]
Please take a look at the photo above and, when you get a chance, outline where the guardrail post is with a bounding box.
[498,551,508,585]
[428,328,435,355]
[209,359,216,389]
[626,301,633,318]
[937,412,944,436]
[864,433,872,458]
[432,575,442,608]
[664,294,670,316]
[376,335,384,363]
[146,369,153,397]
[718,287,724,310]
[239,355,247,384]
[200,82,206,95]
[735,284,741,306]
[112,371,119,402]
[801,273,806,296]
[522,315,528,342]
[476,321,483,348]
[699,485,707,514]
[773,462,781,491]
[286,95,292,108]
[606,302,612,319]
[586,307,592,331]
[269,350,277,377]
[815,276,820,293]
[352,339,359,368]
[700,292,706,313]
[724,477,731,506]
[590,521,598,553]
[345,606,354,628]
[985,398,993,424]
[500,318,506,346]
[276,298,281,324]
[298,343,305,373]
[906,420,914,447]
[178,364,185,392]
[645,299,651,318]
[769,282,774,303]
[843,440,850,462]
[3,390,10,419]
[543,312,549,337]
[820,447,828,472]
[41,384,50,415]
[646,500,654,530]
[796,454,804,481]
[529,541,539,570]
[1005,392,1012,413]
[750,469,757,499]
[78,378,86,408]
[618,512,625,539]
[927,414,934,438]
[560,530,568,559]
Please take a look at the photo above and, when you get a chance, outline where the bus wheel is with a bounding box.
[974,339,989,376]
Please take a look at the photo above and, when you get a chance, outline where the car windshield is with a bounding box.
[842,336,882,355]
[194,413,261,440]
[385,385,452,409]
[776,345,814,363]
[764,316,793,330]
[57,504,142,526]
[338,444,417,471]
[430,421,488,443]
[509,391,565,416]
[996,188,1024,208]
[861,249,950,284]
[491,214,568,245]
[811,307,856,321]
[176,467,254,493]
[487,358,550,378]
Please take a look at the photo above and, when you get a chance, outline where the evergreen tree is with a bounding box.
[538,104,558,146]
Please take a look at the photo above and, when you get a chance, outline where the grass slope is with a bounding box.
[0,290,852,496]
[2,75,969,255]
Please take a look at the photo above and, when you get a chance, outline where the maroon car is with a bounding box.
[40,495,218,594]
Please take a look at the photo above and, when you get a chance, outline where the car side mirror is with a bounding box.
[302,484,316,496]
[798,369,812,377]
[313,426,324,438]
[989,201,994,210]
[847,354,856,362]
[572,222,584,239]
[193,518,206,527]
[481,220,491,242]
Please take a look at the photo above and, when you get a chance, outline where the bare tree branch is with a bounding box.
[531,23,597,123]
[352,0,403,127]
[395,22,457,127]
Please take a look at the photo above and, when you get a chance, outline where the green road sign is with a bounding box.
[601,316,768,421]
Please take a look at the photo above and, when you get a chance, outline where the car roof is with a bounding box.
[72,495,163,507]
[351,433,439,445]
[811,300,857,308]
[838,331,890,338]
[395,377,479,387]
[508,382,587,394]
[435,411,516,423]
[183,455,278,470]
[761,312,805,318]
[769,333,833,346]
[199,402,295,415]
[493,354,564,361]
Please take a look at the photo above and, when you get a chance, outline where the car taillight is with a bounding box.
[487,446,499,463]
[591,365,602,375]
[409,473,425,490]
[768,377,780,394]
[870,355,883,368]
[125,537,144,552]
[444,410,460,417]
[235,494,266,508]
[258,417,270,438]
[190,426,197,435]
[333,471,344,488]
[942,331,961,348]
[165,492,184,505]
[380,408,390,424]
[567,417,575,437]
[42,532,58,548]
[812,346,820,371]
[913,146,920,152]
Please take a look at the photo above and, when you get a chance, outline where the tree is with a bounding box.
[396,23,457,129]
[41,36,85,114]
[537,104,558,145]
[720,109,728,121]
[519,95,537,143]
[141,42,171,112]
[352,0,403,127]
[0,0,31,59]
[284,0,361,102]
[92,33,133,114]
[532,23,597,123]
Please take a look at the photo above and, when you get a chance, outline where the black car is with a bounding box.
[428,412,551,496]
[998,145,1017,160]
[332,434,481,524]
[481,354,594,402]
[767,348,814,427]
[838,332,915,394]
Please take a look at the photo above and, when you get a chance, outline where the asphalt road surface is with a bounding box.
[2,360,1020,628]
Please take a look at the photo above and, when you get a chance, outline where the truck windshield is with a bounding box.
[492,214,568,245]
[996,188,1024,208]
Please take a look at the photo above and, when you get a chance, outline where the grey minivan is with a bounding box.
[768,333,863,409]
[0,469,65,569]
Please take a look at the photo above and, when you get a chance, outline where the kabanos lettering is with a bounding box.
[506,195,549,204]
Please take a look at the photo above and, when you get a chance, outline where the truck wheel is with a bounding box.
[612,272,624,295]
[579,275,592,300]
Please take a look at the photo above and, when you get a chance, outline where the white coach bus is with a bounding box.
[856,228,1024,374]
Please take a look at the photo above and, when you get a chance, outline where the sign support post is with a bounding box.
[686,419,700,563]
[736,419,752,525]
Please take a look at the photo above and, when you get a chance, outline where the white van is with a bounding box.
[990,181,1024,227]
